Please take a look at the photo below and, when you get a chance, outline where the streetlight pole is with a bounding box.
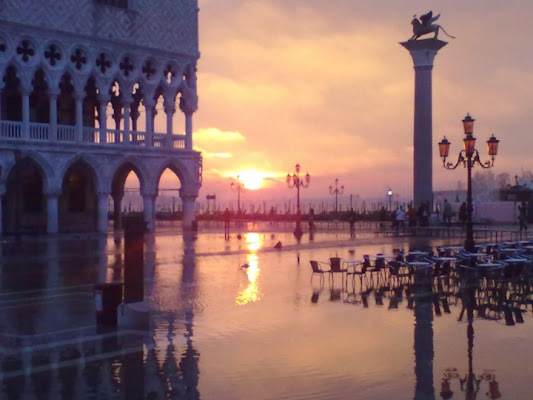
[387,188,393,211]
[329,178,344,215]
[287,163,310,238]
[230,176,244,217]
[438,114,499,253]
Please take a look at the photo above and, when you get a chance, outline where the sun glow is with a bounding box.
[237,169,266,190]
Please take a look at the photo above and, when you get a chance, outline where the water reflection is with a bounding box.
[236,233,263,305]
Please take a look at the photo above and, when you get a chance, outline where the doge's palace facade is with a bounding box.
[0,0,202,234]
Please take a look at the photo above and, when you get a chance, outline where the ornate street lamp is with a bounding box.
[387,188,393,211]
[329,178,344,215]
[287,163,310,238]
[438,114,499,253]
[230,176,244,217]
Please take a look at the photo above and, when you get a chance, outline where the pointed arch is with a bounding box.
[2,155,47,234]
[58,158,98,232]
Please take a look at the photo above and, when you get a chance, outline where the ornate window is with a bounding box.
[95,0,128,9]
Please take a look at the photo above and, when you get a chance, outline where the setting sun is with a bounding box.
[238,170,266,190]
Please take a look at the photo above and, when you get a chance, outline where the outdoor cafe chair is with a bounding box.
[345,259,368,290]
[328,257,346,286]
[310,260,330,284]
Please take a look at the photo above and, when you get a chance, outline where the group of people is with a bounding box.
[442,199,468,226]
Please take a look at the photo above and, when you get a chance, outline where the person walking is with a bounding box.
[459,202,467,227]
[518,202,528,234]
[443,199,453,226]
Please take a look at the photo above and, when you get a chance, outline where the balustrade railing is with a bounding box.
[0,120,22,138]
[57,125,76,141]
[83,126,99,143]
[29,122,50,140]
[173,135,186,149]
[1,121,188,150]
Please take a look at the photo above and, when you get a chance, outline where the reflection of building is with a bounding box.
[0,0,202,235]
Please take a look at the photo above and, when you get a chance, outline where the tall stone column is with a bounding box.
[143,98,155,147]
[46,193,59,234]
[21,85,31,139]
[98,93,110,144]
[96,192,110,233]
[400,39,447,208]
[49,89,59,141]
[142,193,156,232]
[164,101,175,148]
[180,189,198,230]
[74,87,84,142]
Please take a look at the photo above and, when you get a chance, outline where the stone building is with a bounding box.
[0,0,202,234]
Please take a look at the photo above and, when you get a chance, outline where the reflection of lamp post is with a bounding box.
[230,176,244,216]
[387,188,393,211]
[438,114,499,253]
[329,178,344,214]
[441,280,501,400]
[286,163,310,238]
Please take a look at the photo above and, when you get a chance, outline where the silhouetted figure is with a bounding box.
[347,208,356,237]
[308,208,316,232]
[443,199,452,226]
[223,208,231,239]
[518,202,528,233]
[459,202,467,227]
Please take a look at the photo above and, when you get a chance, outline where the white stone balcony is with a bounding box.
[0,120,187,149]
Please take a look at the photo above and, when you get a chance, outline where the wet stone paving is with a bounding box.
[1,222,533,399]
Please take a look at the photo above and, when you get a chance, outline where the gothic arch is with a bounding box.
[59,154,105,195]
[110,157,149,196]
[4,150,56,194]
[2,155,47,234]
[155,158,196,190]
[58,158,98,232]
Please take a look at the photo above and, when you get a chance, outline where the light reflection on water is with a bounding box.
[0,227,532,399]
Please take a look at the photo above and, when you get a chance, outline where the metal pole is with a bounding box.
[465,155,475,252]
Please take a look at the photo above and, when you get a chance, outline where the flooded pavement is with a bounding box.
[0,223,532,399]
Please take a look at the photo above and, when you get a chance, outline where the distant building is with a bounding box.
[0,0,202,234]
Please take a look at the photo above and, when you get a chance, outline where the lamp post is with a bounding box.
[329,178,344,215]
[387,188,393,211]
[230,176,244,217]
[438,114,499,253]
[286,163,310,238]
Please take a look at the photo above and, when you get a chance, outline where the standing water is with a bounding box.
[0,222,531,399]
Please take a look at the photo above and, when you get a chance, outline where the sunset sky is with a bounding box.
[184,0,533,208]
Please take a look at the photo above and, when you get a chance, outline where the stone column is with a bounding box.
[184,112,193,150]
[400,39,447,208]
[122,94,132,144]
[96,192,109,233]
[21,85,31,139]
[112,193,123,231]
[142,193,156,232]
[164,101,175,148]
[98,93,110,144]
[143,98,155,147]
[74,87,84,142]
[46,193,59,234]
[180,189,198,230]
[49,89,59,141]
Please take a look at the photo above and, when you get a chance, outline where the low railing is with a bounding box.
[83,126,99,143]
[0,120,22,138]
[29,122,49,140]
[173,135,186,149]
[0,120,188,150]
[57,125,76,141]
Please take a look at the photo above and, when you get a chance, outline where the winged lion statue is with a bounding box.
[409,11,455,40]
